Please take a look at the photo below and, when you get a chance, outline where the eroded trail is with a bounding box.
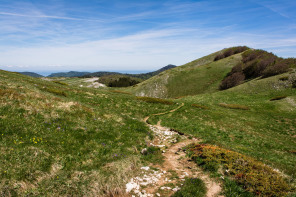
[126,104,223,197]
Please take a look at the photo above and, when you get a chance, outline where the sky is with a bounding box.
[0,0,295,74]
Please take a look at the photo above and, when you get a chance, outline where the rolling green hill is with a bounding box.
[128,47,296,99]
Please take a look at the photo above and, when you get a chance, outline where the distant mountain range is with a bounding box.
[48,71,91,77]
[82,64,177,79]
[18,65,177,79]
[18,72,44,78]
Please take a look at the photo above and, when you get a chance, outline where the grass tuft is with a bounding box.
[172,178,207,197]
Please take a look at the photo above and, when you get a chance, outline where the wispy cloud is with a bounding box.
[0,0,295,72]
[0,11,104,22]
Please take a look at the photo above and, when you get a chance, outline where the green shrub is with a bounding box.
[214,46,249,61]
[191,104,209,110]
[220,50,296,90]
[108,77,141,87]
[270,96,287,101]
[292,79,296,88]
[136,97,174,105]
[187,144,292,197]
[279,76,289,81]
[218,103,250,110]
[172,178,206,197]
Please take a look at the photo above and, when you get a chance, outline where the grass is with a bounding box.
[147,73,296,191]
[0,70,176,196]
[136,96,174,105]
[172,178,207,197]
[126,47,243,98]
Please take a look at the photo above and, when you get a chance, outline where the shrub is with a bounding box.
[136,97,174,105]
[214,46,249,61]
[220,49,296,90]
[218,103,250,110]
[191,104,209,109]
[270,96,287,101]
[279,76,289,81]
[262,61,289,78]
[219,72,245,90]
[108,77,140,87]
[292,79,296,88]
[186,144,292,196]
[172,178,206,197]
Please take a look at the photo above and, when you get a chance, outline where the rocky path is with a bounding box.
[126,104,223,197]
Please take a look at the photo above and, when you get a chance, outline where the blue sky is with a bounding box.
[0,0,295,74]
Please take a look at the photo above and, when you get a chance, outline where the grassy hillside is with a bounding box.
[1,48,295,196]
[127,47,244,98]
[148,71,296,179]
[0,70,175,196]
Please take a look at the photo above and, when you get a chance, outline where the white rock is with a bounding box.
[141,166,150,171]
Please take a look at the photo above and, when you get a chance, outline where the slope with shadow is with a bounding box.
[127,47,243,98]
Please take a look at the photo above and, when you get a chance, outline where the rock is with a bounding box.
[141,148,148,155]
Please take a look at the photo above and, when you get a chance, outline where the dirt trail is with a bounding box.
[126,104,223,197]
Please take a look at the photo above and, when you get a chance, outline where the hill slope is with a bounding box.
[127,48,242,98]
[18,72,44,77]
[128,47,295,98]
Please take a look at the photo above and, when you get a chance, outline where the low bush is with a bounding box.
[108,77,141,87]
[191,104,209,110]
[293,79,296,88]
[220,50,296,90]
[270,96,287,101]
[218,103,250,110]
[219,72,245,90]
[214,46,249,61]
[186,144,292,196]
[279,76,289,81]
[172,178,206,197]
[136,97,174,105]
